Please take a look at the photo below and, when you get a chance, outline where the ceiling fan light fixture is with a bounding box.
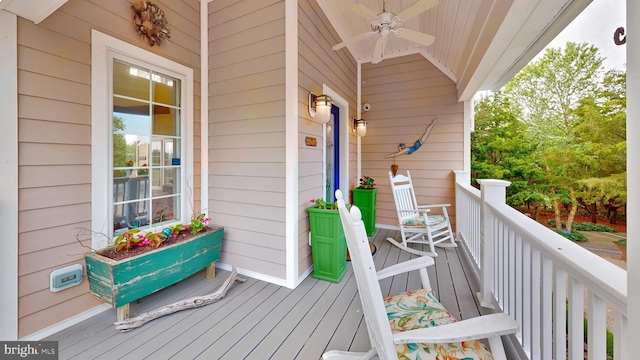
[309,92,333,124]
[333,0,438,64]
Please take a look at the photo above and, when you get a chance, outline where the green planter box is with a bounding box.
[353,188,377,236]
[307,205,347,283]
[85,227,223,320]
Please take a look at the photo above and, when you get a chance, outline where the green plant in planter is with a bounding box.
[307,198,346,282]
[353,176,378,236]
[85,212,224,321]
[114,229,143,251]
[311,198,337,210]
[357,175,376,189]
[189,213,212,235]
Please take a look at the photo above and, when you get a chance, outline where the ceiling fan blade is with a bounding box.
[333,31,378,50]
[350,4,379,22]
[372,37,386,64]
[396,0,438,22]
[394,28,435,46]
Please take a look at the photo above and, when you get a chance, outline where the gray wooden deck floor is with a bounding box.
[46,229,484,359]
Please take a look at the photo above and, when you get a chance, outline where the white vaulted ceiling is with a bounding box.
[316,0,592,99]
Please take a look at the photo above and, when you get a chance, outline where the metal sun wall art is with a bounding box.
[132,1,171,47]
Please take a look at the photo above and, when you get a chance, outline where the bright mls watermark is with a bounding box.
[1,342,58,359]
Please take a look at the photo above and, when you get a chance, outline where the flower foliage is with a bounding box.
[125,159,134,167]
[310,198,337,210]
[189,213,211,235]
[357,176,376,189]
[113,214,209,252]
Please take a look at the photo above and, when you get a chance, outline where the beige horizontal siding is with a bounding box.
[361,54,463,230]
[209,0,287,280]
[16,0,201,338]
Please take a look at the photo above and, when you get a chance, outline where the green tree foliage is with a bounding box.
[473,42,626,228]
[471,93,549,219]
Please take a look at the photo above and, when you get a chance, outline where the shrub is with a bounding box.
[617,238,627,246]
[546,220,617,233]
[554,230,588,242]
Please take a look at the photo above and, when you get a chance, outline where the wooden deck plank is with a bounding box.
[76,275,263,359]
[199,275,328,358]
[93,275,262,359]
[448,245,483,320]
[286,270,363,359]
[46,229,484,360]
[268,274,359,359]
[151,281,280,359]
[237,276,343,359]
[56,268,222,354]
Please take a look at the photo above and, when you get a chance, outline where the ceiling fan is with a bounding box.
[333,0,438,64]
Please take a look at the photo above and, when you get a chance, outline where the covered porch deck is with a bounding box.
[45,229,485,359]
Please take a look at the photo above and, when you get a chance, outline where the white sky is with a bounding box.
[541,0,626,70]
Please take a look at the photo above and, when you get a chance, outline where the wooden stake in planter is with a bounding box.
[114,267,246,332]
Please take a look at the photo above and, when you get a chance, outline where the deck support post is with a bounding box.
[476,179,511,309]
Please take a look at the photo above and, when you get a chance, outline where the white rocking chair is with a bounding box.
[387,171,456,257]
[323,190,518,360]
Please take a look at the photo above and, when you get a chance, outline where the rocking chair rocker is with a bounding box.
[387,171,456,257]
[323,190,518,360]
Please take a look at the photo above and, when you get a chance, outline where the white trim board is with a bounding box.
[0,10,18,341]
[200,0,209,216]
[284,0,298,289]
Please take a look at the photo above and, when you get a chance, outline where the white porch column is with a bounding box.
[200,0,209,215]
[476,179,511,309]
[454,170,471,240]
[0,10,18,340]
[627,0,639,352]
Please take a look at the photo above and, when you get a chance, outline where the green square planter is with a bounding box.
[85,227,223,320]
[352,188,377,236]
[307,205,347,283]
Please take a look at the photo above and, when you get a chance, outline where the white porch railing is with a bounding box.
[454,172,628,360]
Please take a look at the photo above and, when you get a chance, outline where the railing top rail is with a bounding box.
[486,200,627,314]
[456,180,481,198]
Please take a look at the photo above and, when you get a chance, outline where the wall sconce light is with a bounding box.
[308,92,332,124]
[353,118,367,137]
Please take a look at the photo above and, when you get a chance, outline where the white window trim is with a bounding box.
[91,30,193,249]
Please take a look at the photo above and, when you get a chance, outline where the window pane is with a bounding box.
[152,168,180,196]
[114,199,149,231]
[113,174,150,232]
[153,106,180,136]
[151,196,180,226]
[113,60,150,99]
[153,73,180,107]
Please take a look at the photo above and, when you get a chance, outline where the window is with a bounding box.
[92,30,193,249]
[112,60,182,233]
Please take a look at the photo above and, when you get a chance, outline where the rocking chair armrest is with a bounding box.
[416,203,451,209]
[376,256,435,280]
[397,208,430,214]
[392,313,519,344]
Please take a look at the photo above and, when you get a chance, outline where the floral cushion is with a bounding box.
[402,215,445,227]
[385,289,494,360]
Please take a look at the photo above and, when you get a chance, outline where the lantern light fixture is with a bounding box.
[308,92,332,124]
[353,118,367,137]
